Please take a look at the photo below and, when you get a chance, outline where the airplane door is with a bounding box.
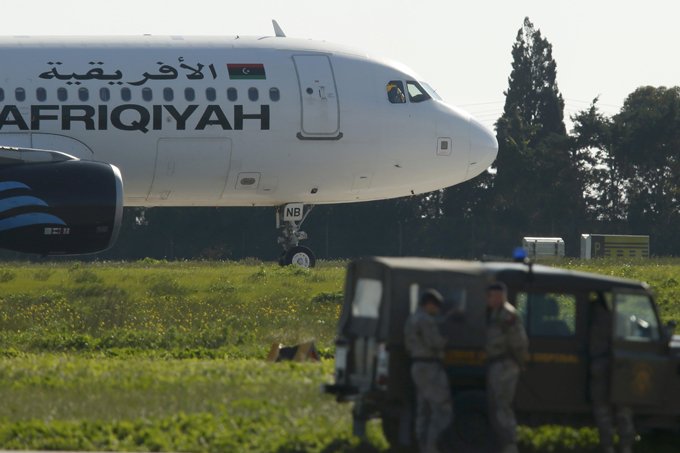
[610,291,668,407]
[147,138,231,203]
[293,55,341,138]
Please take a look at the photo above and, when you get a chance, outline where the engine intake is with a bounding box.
[0,158,123,255]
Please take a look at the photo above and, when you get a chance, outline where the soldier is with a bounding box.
[590,295,635,453]
[485,282,529,453]
[404,289,452,453]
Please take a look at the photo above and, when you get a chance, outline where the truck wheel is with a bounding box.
[453,391,497,452]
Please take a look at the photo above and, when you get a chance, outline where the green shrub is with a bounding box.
[312,291,344,304]
[70,269,102,284]
[146,277,189,297]
[32,269,53,281]
[208,279,237,293]
[0,269,16,283]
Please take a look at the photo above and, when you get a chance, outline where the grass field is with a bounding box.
[0,258,678,451]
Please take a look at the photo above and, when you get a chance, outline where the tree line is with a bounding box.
[20,17,678,261]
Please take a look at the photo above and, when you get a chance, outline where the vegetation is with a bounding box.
[0,355,387,452]
[0,259,678,451]
[0,261,344,356]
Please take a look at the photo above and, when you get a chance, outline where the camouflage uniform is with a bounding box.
[404,308,452,453]
[486,301,529,453]
[590,299,635,453]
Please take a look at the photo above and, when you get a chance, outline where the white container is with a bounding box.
[522,237,565,259]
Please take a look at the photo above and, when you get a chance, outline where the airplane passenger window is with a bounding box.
[15,88,26,102]
[78,88,89,102]
[36,88,47,102]
[185,88,195,102]
[269,87,280,102]
[121,87,131,101]
[100,87,110,102]
[163,88,174,102]
[206,88,216,102]
[0,88,3,102]
[142,88,153,102]
[58,88,68,102]
[227,88,237,102]
[406,81,432,103]
[248,87,259,102]
[386,81,406,104]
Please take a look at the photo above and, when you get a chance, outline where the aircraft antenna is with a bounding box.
[272,20,287,38]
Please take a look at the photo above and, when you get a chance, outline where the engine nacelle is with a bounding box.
[0,158,123,255]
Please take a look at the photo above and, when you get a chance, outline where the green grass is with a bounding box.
[0,354,387,452]
[0,261,344,357]
[0,258,678,451]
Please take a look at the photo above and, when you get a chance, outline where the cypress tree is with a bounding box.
[491,17,583,251]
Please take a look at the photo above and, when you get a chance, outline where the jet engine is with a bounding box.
[0,147,123,255]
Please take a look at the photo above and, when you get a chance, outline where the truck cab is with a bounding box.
[325,257,680,450]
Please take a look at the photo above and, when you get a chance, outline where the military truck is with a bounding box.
[324,257,680,449]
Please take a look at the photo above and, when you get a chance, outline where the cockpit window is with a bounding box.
[406,81,432,103]
[421,82,443,101]
[386,81,406,104]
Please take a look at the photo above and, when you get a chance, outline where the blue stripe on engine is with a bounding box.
[0,182,30,192]
[0,196,48,214]
[0,213,66,233]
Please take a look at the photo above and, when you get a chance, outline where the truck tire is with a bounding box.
[452,390,497,452]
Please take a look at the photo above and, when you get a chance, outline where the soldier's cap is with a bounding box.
[487,281,507,293]
[420,289,444,307]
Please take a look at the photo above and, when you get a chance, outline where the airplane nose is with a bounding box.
[468,118,498,178]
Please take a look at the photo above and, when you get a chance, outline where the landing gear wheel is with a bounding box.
[276,204,315,268]
[282,246,316,268]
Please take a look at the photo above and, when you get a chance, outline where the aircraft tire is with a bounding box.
[282,246,316,268]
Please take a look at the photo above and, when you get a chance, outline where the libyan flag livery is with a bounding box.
[227,64,266,80]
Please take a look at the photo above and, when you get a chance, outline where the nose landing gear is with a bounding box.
[277,204,316,268]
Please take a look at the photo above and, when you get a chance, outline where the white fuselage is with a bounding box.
[0,35,497,207]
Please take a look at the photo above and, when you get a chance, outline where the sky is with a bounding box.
[4,0,680,129]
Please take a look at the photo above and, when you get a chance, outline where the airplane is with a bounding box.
[0,21,497,267]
